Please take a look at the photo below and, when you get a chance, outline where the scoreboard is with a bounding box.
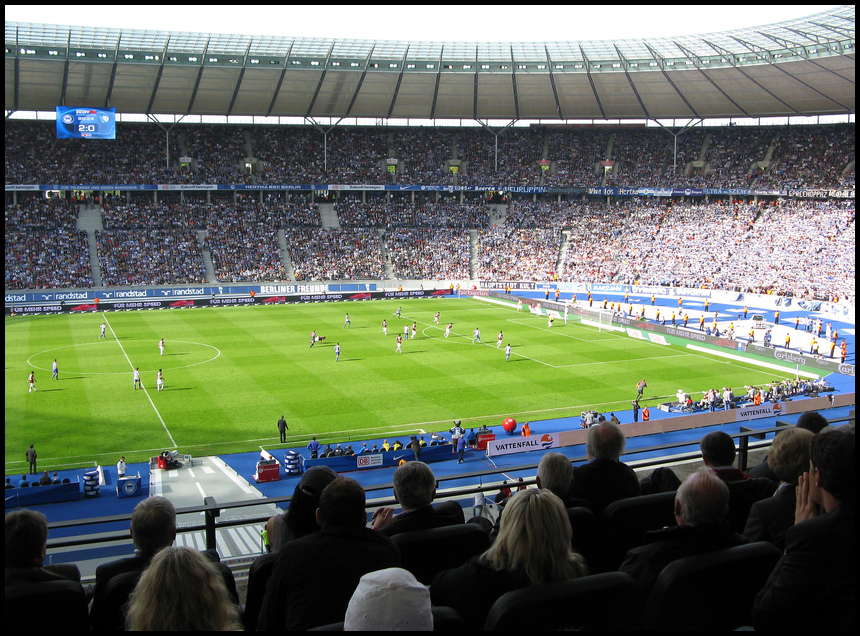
[56,106,116,139]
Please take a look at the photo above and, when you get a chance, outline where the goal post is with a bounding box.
[580,309,624,332]
[597,310,614,332]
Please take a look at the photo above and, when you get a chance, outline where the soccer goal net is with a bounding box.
[580,309,622,332]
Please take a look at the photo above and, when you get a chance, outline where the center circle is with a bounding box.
[27,340,221,375]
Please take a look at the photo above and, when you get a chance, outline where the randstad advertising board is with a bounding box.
[486,433,559,457]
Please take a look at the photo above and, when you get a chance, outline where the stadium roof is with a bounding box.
[5,6,855,121]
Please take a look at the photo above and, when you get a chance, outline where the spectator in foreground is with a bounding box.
[259,477,401,631]
[536,452,572,499]
[700,430,777,532]
[344,567,433,631]
[569,421,640,515]
[700,430,748,482]
[89,496,178,627]
[753,427,855,631]
[5,509,82,586]
[265,465,338,552]
[743,427,814,550]
[125,546,241,631]
[430,488,587,630]
[90,495,237,629]
[619,468,746,594]
[748,411,830,480]
[371,461,465,536]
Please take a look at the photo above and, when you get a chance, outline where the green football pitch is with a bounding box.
[5,297,795,471]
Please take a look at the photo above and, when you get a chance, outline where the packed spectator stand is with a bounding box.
[4,121,855,302]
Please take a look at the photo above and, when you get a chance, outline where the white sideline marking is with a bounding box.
[103,313,177,448]
[209,455,260,495]
[685,344,820,378]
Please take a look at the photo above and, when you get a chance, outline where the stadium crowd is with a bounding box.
[5,121,853,190]
[96,229,207,287]
[4,121,854,296]
[386,228,471,280]
[5,198,94,289]
[5,193,855,300]
[284,227,385,281]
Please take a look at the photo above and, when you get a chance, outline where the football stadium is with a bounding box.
[4,6,855,630]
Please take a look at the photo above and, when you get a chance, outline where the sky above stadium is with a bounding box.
[5,4,839,42]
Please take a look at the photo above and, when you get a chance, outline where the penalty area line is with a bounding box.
[102,313,177,448]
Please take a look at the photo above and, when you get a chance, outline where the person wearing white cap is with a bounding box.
[344,567,432,631]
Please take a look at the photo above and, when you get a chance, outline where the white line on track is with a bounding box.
[102,313,177,448]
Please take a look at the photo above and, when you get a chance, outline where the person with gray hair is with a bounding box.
[743,427,814,550]
[748,410,830,480]
[619,468,745,594]
[536,452,574,502]
[371,461,464,537]
[90,496,179,627]
[569,422,640,515]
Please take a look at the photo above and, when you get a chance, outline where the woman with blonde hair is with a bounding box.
[125,546,241,631]
[430,488,587,629]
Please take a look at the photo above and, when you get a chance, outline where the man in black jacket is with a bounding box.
[619,468,746,595]
[259,477,401,631]
[370,461,464,537]
[568,421,640,515]
[89,496,237,630]
[753,427,855,631]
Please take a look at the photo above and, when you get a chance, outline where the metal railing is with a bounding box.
[45,419,851,557]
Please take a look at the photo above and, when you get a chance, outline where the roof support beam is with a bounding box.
[305,42,335,117]
[105,46,118,108]
[60,29,71,107]
[386,45,410,119]
[345,44,376,117]
[227,43,252,116]
[580,46,607,120]
[147,39,171,114]
[430,49,443,120]
[643,43,701,119]
[510,48,520,120]
[266,41,293,117]
[770,58,853,113]
[186,37,211,114]
[615,44,650,119]
[544,47,564,119]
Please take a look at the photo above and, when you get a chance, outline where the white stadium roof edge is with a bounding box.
[4,6,855,122]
